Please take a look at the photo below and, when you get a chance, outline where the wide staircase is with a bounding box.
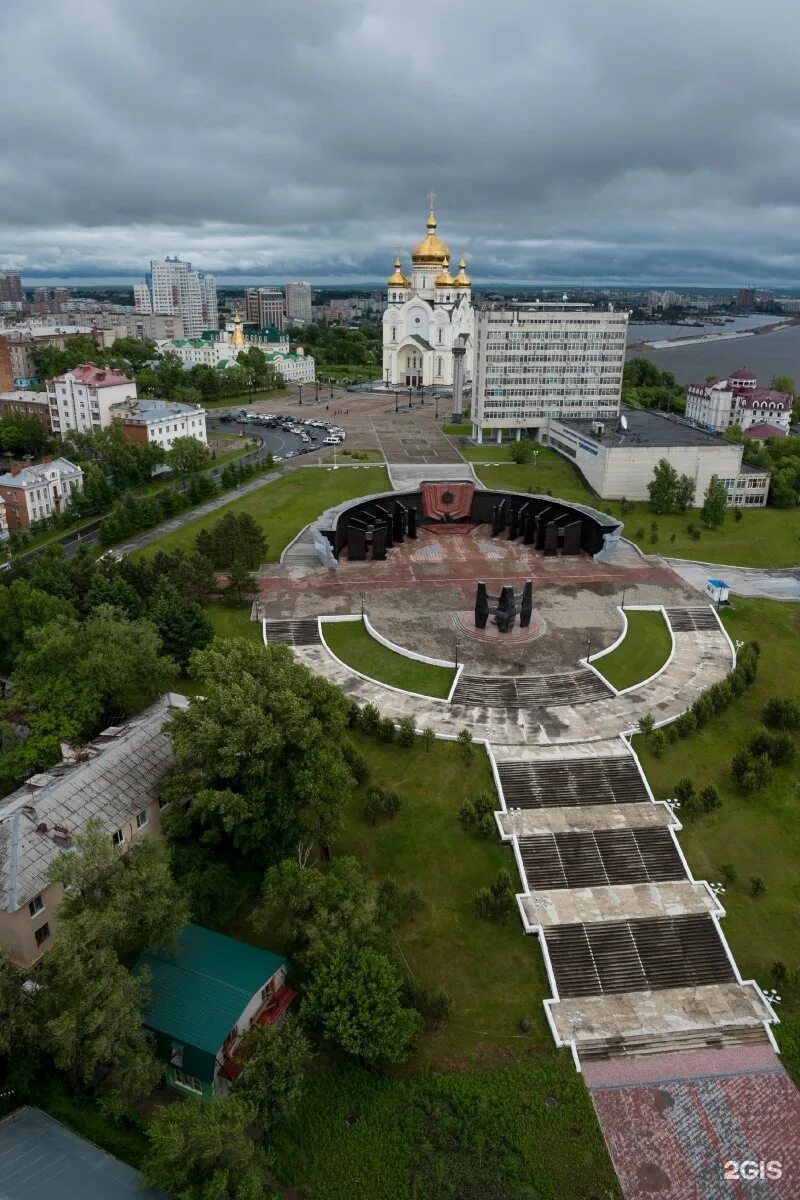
[452,669,612,709]
[262,618,322,647]
[497,755,650,809]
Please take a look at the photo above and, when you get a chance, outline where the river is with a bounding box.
[626,316,800,384]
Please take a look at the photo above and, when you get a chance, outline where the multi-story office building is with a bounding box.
[138,257,217,337]
[471,302,629,443]
[46,364,136,435]
[0,273,23,303]
[284,281,312,324]
[244,287,285,330]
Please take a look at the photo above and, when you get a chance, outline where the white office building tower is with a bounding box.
[284,281,312,324]
[471,302,629,443]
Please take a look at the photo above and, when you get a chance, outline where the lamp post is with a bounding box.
[586,632,592,662]
[395,390,399,413]
[298,385,303,406]
[435,393,439,420]
[621,585,627,610]
[315,380,319,403]
[384,367,390,391]
[454,638,460,672]
[360,591,365,620]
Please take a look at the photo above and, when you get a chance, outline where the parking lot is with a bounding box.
[206,409,347,464]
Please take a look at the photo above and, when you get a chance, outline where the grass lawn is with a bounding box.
[323,619,454,698]
[476,455,594,505]
[204,602,262,641]
[594,609,672,691]
[338,732,554,1067]
[634,599,800,1005]
[137,466,390,562]
[459,444,521,462]
[271,1058,620,1200]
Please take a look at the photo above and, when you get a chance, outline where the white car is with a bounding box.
[323,436,342,445]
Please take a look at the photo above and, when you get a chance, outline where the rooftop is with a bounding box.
[48,364,133,389]
[0,390,49,405]
[110,397,204,421]
[743,422,788,439]
[0,693,187,912]
[558,406,741,449]
[0,1107,166,1200]
[137,923,286,1055]
[0,457,82,489]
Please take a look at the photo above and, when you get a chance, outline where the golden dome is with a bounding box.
[435,256,455,287]
[453,256,471,287]
[230,312,246,347]
[411,205,450,265]
[387,255,410,287]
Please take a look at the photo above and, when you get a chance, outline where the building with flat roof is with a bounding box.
[0,389,51,429]
[472,302,629,442]
[285,280,312,324]
[545,406,770,507]
[137,923,294,1099]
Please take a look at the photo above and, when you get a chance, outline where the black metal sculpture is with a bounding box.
[474,580,533,633]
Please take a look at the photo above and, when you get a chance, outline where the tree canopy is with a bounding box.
[647,458,695,514]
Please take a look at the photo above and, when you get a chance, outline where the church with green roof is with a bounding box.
[136,923,295,1099]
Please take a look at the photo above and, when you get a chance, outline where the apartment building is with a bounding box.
[284,281,312,324]
[138,258,218,338]
[0,695,187,965]
[0,273,22,303]
[109,397,207,451]
[0,390,52,429]
[0,457,83,530]
[46,363,136,435]
[472,303,629,443]
[0,324,100,386]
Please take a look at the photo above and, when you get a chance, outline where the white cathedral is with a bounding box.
[382,199,473,390]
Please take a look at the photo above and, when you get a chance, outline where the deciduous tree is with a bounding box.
[231,1018,313,1129]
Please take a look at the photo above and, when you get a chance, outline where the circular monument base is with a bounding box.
[450,608,546,642]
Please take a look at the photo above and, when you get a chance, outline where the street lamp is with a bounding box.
[315,380,319,403]
[384,367,390,390]
[621,585,627,610]
[360,591,365,619]
[395,390,399,413]
[585,632,592,662]
[298,385,303,406]
[454,638,460,672]
[435,394,439,420]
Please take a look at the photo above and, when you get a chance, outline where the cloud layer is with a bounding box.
[3,0,800,285]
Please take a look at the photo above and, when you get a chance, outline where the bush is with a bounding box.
[359,703,381,735]
[456,728,475,764]
[378,878,425,925]
[747,729,794,767]
[649,729,666,756]
[750,876,766,897]
[699,784,722,813]
[362,786,402,824]
[342,740,370,785]
[474,869,515,922]
[763,697,800,730]
[707,679,733,713]
[675,777,696,805]
[731,749,773,793]
[673,710,697,738]
[403,980,452,1029]
[378,717,396,743]
[720,862,737,886]
[458,790,496,838]
[396,716,416,748]
[691,693,715,728]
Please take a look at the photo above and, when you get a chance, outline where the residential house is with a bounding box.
[0,390,52,430]
[47,364,136,436]
[108,397,208,451]
[137,923,295,1099]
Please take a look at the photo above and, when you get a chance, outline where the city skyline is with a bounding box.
[3,0,800,288]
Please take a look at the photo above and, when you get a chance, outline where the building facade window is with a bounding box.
[28,894,44,917]
[173,1069,203,1094]
[136,809,148,829]
[34,923,50,947]
[112,828,125,846]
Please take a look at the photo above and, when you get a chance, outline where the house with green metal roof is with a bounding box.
[136,923,294,1099]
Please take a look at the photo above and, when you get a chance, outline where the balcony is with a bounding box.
[216,985,297,1082]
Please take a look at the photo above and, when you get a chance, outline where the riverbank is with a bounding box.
[628,316,799,352]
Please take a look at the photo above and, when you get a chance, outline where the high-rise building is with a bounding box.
[737,287,756,311]
[284,281,312,324]
[138,257,216,337]
[198,271,218,331]
[471,302,629,442]
[133,282,152,313]
[0,273,22,303]
[244,287,285,330]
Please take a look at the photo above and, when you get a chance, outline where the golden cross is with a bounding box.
[427,190,436,212]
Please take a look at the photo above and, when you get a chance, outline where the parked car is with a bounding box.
[323,436,342,445]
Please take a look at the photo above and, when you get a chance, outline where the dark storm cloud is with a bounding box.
[2,0,800,284]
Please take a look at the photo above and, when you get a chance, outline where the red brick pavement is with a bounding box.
[587,1048,800,1199]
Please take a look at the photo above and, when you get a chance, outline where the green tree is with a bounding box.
[0,607,177,780]
[41,925,161,1115]
[421,726,436,752]
[231,1018,313,1128]
[510,439,534,464]
[47,820,188,964]
[149,581,213,669]
[169,435,212,476]
[224,559,257,605]
[141,1096,269,1200]
[30,335,104,381]
[0,579,75,664]
[772,375,795,395]
[456,727,474,764]
[301,942,422,1062]
[0,413,48,456]
[165,641,355,859]
[104,337,158,374]
[701,475,728,528]
[647,458,695,514]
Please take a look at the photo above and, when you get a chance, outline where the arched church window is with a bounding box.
[391,327,396,341]
[437,329,443,344]
[436,357,443,376]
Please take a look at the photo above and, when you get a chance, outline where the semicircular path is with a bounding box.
[265,606,734,746]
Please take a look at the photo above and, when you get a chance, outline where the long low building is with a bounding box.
[109,396,207,451]
[545,406,770,507]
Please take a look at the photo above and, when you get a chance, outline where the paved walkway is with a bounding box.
[666,557,800,602]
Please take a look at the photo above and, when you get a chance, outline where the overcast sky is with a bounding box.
[3,0,800,287]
